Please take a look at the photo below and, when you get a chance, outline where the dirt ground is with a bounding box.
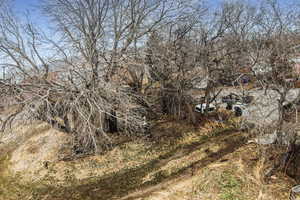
[0,116,296,200]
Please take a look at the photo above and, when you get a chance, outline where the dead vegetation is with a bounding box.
[0,115,295,200]
[0,0,300,199]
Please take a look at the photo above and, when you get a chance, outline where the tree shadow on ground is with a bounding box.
[36,129,247,200]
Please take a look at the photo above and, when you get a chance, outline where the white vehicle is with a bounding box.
[252,63,272,75]
[195,103,216,113]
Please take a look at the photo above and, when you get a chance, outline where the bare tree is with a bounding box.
[145,24,200,123]
[189,1,250,113]
[143,1,258,122]
[0,0,205,154]
[245,0,299,132]
[42,0,189,85]
[1,0,299,157]
[0,1,149,154]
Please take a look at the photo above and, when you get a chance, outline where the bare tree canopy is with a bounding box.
[0,0,300,154]
[0,0,204,153]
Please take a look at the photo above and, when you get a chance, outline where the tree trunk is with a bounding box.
[108,110,118,133]
[186,102,197,125]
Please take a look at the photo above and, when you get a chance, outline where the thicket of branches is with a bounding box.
[0,0,300,154]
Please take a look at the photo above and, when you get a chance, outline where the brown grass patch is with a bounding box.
[0,118,295,200]
[26,144,40,154]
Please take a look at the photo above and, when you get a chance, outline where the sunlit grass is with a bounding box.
[0,114,290,200]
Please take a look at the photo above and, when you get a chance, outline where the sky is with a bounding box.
[14,0,297,16]
[15,0,41,17]
[11,0,299,34]
[14,0,50,30]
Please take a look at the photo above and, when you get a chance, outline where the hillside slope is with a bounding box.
[0,118,295,200]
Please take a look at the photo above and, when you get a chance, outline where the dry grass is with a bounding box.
[0,116,295,200]
[138,143,294,200]
[119,143,293,200]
